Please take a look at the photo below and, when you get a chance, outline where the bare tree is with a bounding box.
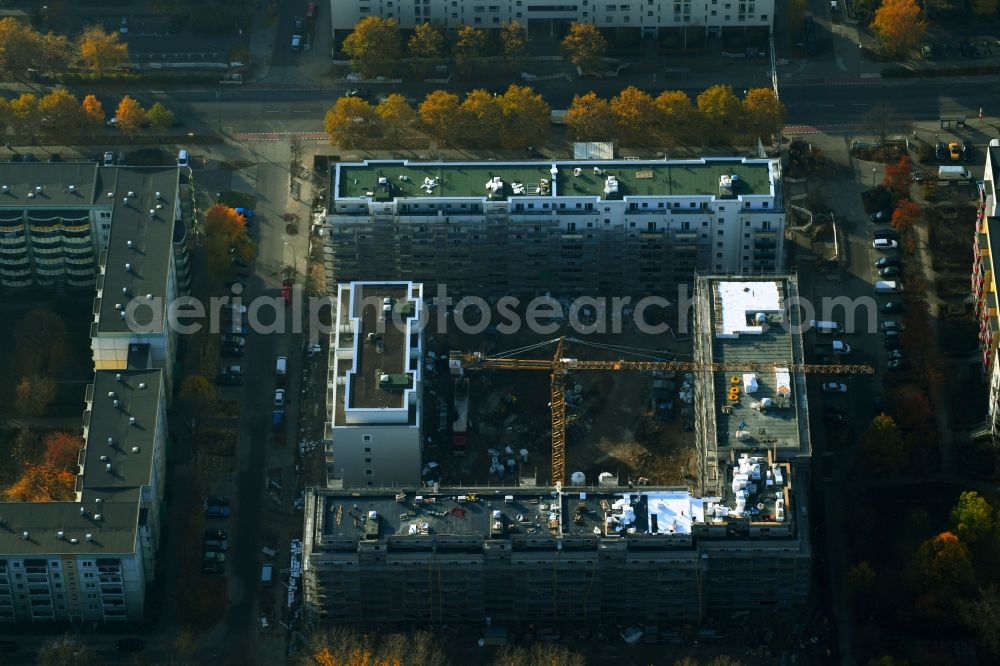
[865,101,895,149]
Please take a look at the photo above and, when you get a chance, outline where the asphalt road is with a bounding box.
[96,77,1000,137]
[220,159,293,663]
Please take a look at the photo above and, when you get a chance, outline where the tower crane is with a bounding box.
[449,336,873,485]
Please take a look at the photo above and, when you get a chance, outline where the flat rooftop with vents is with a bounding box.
[694,275,811,495]
[335,158,777,201]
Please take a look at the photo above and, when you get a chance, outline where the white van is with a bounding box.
[875,280,902,294]
[177,149,188,167]
[260,564,273,587]
[809,320,843,335]
[275,356,287,377]
[938,165,971,181]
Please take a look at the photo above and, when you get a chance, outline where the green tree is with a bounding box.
[696,84,742,144]
[37,635,94,666]
[77,24,128,75]
[562,22,607,71]
[972,0,998,17]
[916,531,974,592]
[146,102,176,130]
[872,0,927,58]
[500,21,526,62]
[951,491,994,543]
[497,85,550,150]
[15,375,56,418]
[742,87,786,141]
[858,413,908,474]
[14,309,67,378]
[114,95,146,136]
[610,85,659,146]
[375,94,418,144]
[564,91,614,141]
[418,90,462,143]
[0,18,42,76]
[342,16,402,78]
[452,24,487,77]
[324,97,380,148]
[654,90,695,143]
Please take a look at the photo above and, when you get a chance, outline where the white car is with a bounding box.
[881,321,905,332]
[274,389,285,407]
[873,238,898,250]
[821,382,848,393]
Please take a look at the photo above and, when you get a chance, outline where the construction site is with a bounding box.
[421,297,700,491]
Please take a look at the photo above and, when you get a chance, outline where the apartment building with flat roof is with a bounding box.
[325,281,425,488]
[303,465,808,625]
[0,368,166,623]
[326,158,784,295]
[326,0,774,37]
[692,275,811,497]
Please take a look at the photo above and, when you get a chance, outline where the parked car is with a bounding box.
[885,338,903,351]
[205,503,231,517]
[875,256,900,269]
[888,358,905,370]
[294,17,304,32]
[215,373,242,386]
[202,563,224,575]
[345,89,371,100]
[203,551,226,564]
[291,34,301,51]
[884,329,901,339]
[870,210,891,223]
[912,169,927,182]
[935,142,949,162]
[888,349,905,359]
[48,153,61,163]
[873,229,898,240]
[22,153,36,162]
[220,345,244,358]
[873,238,898,250]
[115,638,143,652]
[881,301,904,313]
[878,265,901,278]
[103,151,115,166]
[205,528,228,540]
[821,382,848,393]
[221,365,242,376]
[963,140,975,162]
[220,334,246,347]
[881,321,905,332]
[949,142,961,161]
[203,539,229,551]
[274,388,286,407]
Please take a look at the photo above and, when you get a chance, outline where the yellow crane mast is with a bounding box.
[451,336,874,486]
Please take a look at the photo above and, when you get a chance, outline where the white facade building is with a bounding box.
[328,0,773,35]
[325,281,425,488]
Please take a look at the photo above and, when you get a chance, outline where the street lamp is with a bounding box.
[872,167,877,190]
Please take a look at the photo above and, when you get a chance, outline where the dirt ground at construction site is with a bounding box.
[421,297,699,489]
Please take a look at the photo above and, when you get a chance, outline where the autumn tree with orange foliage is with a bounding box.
[302,628,446,666]
[872,0,927,58]
[915,531,974,592]
[891,198,922,231]
[204,204,252,280]
[3,431,81,502]
[882,154,913,201]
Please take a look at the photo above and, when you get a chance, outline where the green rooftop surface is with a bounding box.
[557,161,772,198]
[339,163,554,200]
[712,313,803,452]
[337,160,772,200]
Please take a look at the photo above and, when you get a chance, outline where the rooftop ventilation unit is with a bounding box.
[35,185,42,192]
[99,455,108,461]
[148,209,155,219]
[107,437,113,445]
[80,506,86,515]
[95,498,102,503]
[126,240,133,249]
[93,514,102,522]
[116,373,122,382]
[115,303,122,310]
[108,391,116,399]
[127,191,135,197]
[120,311,126,319]
[21,531,29,540]
[69,538,78,544]
[105,463,112,472]
[121,287,127,295]
[26,192,33,198]
[1,185,7,193]
[138,383,146,389]
[85,534,93,541]
[125,262,131,272]
[145,293,152,300]
[123,197,128,206]
[57,531,64,539]
[156,203,163,209]
[129,416,135,425]
[68,185,75,192]
[131,446,140,453]
[155,191,161,199]
[107,192,114,198]
[113,399,119,408]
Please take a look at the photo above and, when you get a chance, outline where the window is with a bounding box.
[621,3,631,8]
[745,220,751,226]
[761,13,767,19]
[711,9,716,13]
[716,241,723,247]
[716,253,723,258]
[763,220,771,230]
[702,220,708,226]
[606,3,617,8]
[365,458,372,463]
[474,5,485,10]
[689,202,696,208]
[474,17,482,22]
[366,469,374,476]
[763,202,769,208]
[717,230,724,236]
[648,222,656,231]
[743,245,749,250]
[648,10,653,14]
[364,447,371,453]
[360,5,370,11]
[363,435,372,442]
